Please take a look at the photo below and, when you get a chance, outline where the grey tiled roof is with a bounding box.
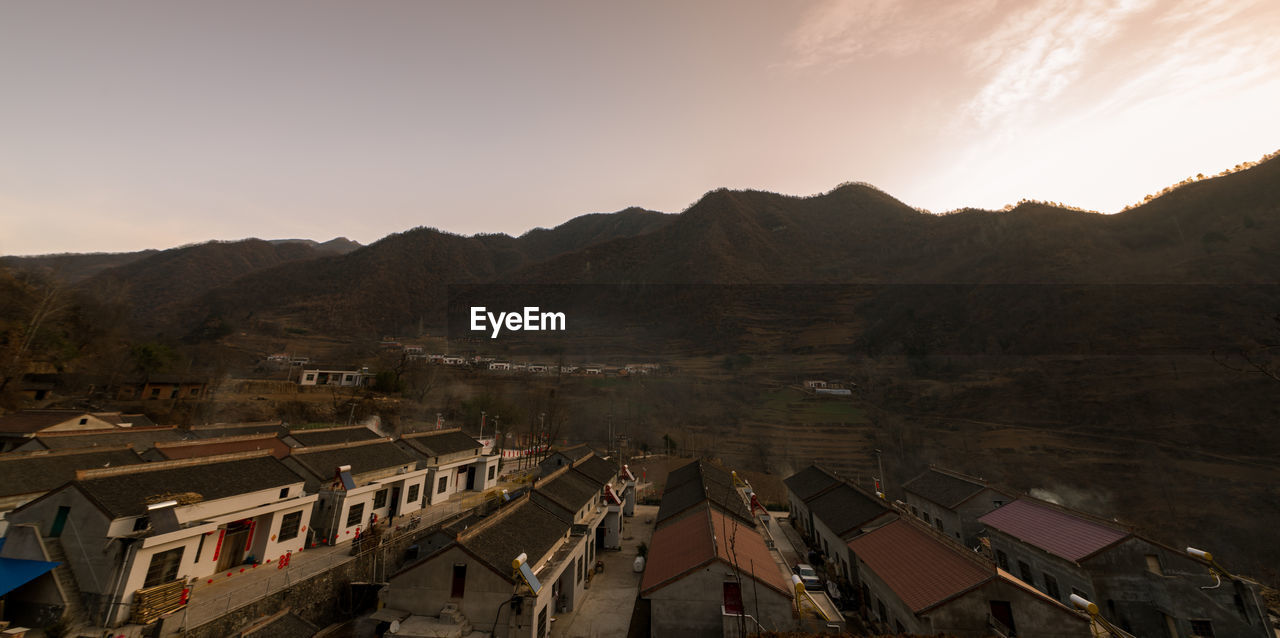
[401,429,482,456]
[572,455,617,486]
[32,427,195,452]
[902,468,991,509]
[459,498,569,578]
[806,482,892,537]
[190,423,288,439]
[76,455,304,518]
[783,465,842,502]
[0,447,144,498]
[535,468,600,514]
[286,441,416,488]
[288,426,381,448]
[656,460,753,526]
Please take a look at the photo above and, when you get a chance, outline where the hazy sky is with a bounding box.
[3,0,1278,256]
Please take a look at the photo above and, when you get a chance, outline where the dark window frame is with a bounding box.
[278,510,302,541]
[346,502,365,528]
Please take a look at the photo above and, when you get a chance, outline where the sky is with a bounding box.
[2,0,1279,256]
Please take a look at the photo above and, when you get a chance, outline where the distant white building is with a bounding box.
[489,361,511,371]
[298,366,372,387]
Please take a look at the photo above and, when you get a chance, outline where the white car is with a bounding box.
[794,563,821,590]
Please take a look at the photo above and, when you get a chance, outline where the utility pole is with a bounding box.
[874,448,885,499]
[481,411,487,440]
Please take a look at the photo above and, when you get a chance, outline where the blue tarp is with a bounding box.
[0,556,61,597]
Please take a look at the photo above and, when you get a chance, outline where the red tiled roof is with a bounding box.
[641,505,791,598]
[978,499,1129,562]
[846,519,992,613]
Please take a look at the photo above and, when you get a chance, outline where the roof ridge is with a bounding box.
[0,444,136,460]
[402,427,463,438]
[291,437,393,454]
[188,420,283,430]
[289,424,371,433]
[36,425,176,437]
[923,464,987,485]
[156,432,277,447]
[77,448,272,479]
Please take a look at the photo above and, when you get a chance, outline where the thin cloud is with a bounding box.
[963,0,1157,127]
[783,0,997,69]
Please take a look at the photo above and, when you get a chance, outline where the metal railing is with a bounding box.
[175,497,474,631]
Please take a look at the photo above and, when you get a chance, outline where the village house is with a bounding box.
[0,410,131,452]
[297,365,372,387]
[783,464,841,540]
[11,424,194,456]
[642,503,795,638]
[902,466,1013,548]
[783,465,895,585]
[0,446,145,536]
[380,494,586,638]
[489,361,512,371]
[114,376,210,401]
[847,516,1091,637]
[282,439,427,546]
[537,443,595,475]
[979,497,1275,637]
[441,356,465,366]
[150,433,292,461]
[642,459,796,637]
[396,429,499,506]
[3,451,316,627]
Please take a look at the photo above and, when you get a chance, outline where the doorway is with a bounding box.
[217,521,252,571]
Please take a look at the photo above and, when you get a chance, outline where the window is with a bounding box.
[996,549,1010,571]
[910,506,918,516]
[346,503,365,527]
[1190,619,1215,637]
[279,511,302,541]
[438,476,448,493]
[150,388,161,398]
[538,605,548,637]
[993,499,1004,508]
[279,487,289,498]
[488,465,496,481]
[576,557,583,583]
[935,518,944,533]
[169,389,178,398]
[1044,574,1060,600]
[189,388,199,396]
[143,547,184,588]
[78,418,88,425]
[407,484,420,503]
[1018,561,1034,586]
[374,489,388,509]
[134,516,150,531]
[922,512,931,524]
[877,599,887,621]
[1145,554,1164,575]
[723,581,744,614]
[305,374,315,381]
[451,563,467,598]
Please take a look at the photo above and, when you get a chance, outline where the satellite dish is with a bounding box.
[390,619,400,633]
